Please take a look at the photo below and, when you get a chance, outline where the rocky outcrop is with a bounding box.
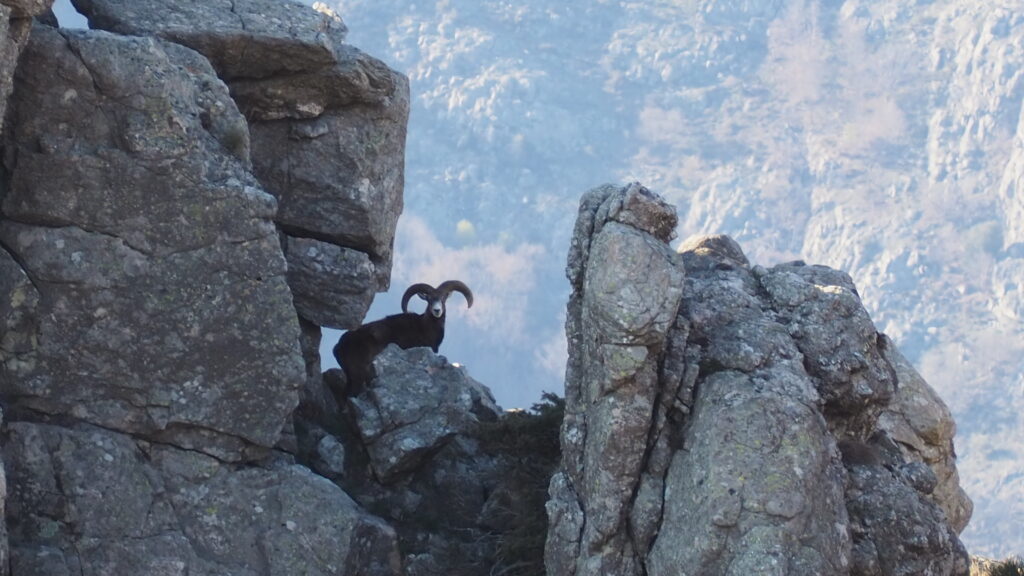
[550,182,686,576]
[844,451,969,576]
[346,346,499,483]
[877,337,974,533]
[3,421,400,575]
[0,4,409,574]
[546,183,971,576]
[1,25,303,459]
[71,0,409,329]
[300,346,511,576]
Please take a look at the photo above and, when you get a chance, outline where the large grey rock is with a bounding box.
[845,459,970,576]
[348,345,499,483]
[546,183,970,576]
[0,11,411,576]
[0,26,304,459]
[295,346,512,574]
[648,368,850,576]
[548,182,686,576]
[284,236,376,329]
[70,0,347,77]
[73,0,409,318]
[761,262,895,416]
[249,102,406,291]
[3,421,402,576]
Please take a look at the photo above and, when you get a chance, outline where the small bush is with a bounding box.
[476,392,565,576]
[989,557,1024,576]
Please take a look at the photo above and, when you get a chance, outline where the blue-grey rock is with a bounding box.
[284,236,376,329]
[72,0,408,303]
[0,26,304,458]
[3,422,401,576]
[348,346,499,483]
[547,183,970,576]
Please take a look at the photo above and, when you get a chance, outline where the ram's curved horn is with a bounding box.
[436,280,473,308]
[401,283,435,313]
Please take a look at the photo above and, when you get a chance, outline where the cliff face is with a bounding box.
[547,183,972,576]
[0,0,66,570]
[0,1,410,574]
[69,0,409,329]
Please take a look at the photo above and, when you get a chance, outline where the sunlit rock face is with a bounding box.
[546,183,970,576]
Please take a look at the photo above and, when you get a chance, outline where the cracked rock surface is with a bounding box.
[72,0,409,329]
[347,346,500,483]
[0,20,405,576]
[297,346,532,575]
[3,421,401,575]
[0,26,304,458]
[546,183,971,576]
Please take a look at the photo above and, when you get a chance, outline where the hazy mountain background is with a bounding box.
[53,0,1023,558]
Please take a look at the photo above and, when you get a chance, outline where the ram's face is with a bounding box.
[430,300,444,318]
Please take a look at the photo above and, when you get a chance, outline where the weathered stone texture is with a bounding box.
[877,336,974,533]
[3,421,401,576]
[0,26,304,458]
[1,3,412,575]
[72,0,409,328]
[549,182,686,576]
[0,0,53,136]
[303,346,507,574]
[547,183,971,576]
[0,3,53,570]
[70,0,347,78]
[845,459,970,576]
[761,262,896,417]
[348,345,499,483]
[284,236,377,329]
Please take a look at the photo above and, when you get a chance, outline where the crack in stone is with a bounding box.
[0,228,43,295]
